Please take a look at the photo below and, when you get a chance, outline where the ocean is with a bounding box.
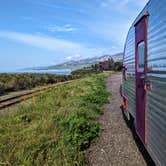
[0,69,72,75]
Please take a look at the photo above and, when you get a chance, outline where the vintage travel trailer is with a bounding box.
[121,0,166,165]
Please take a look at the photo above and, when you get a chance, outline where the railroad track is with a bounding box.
[0,79,79,110]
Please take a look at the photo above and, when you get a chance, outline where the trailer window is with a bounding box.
[138,41,145,71]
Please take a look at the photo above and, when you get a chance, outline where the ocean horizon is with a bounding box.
[0,69,72,75]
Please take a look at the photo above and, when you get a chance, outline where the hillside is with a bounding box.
[33,53,123,70]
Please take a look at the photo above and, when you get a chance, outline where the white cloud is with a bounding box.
[121,0,129,6]
[66,54,82,61]
[47,24,77,32]
[87,20,130,47]
[100,0,147,9]
[119,0,148,7]
[75,54,81,58]
[27,0,85,14]
[92,0,148,47]
[0,31,119,61]
[0,31,81,53]
[66,56,72,60]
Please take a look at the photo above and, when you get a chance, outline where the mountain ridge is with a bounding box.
[31,52,123,70]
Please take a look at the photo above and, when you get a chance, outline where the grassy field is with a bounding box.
[0,67,102,96]
[0,73,110,165]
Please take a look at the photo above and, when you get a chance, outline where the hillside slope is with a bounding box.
[32,53,123,70]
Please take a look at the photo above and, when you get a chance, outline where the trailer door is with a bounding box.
[135,13,149,145]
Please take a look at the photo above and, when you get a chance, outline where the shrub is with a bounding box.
[0,82,5,95]
[0,73,81,95]
[63,109,100,151]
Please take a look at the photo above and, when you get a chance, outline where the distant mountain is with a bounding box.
[34,52,123,70]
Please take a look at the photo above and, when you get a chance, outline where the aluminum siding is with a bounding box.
[123,27,136,118]
[123,0,166,165]
[146,0,166,165]
[123,1,149,118]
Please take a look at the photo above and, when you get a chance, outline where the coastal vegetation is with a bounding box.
[0,73,110,165]
[72,58,122,76]
[0,58,122,96]
[0,73,80,95]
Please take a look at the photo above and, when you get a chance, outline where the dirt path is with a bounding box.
[87,74,147,166]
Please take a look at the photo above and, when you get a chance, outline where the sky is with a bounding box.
[0,0,148,71]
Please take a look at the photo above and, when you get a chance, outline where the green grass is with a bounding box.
[0,73,111,166]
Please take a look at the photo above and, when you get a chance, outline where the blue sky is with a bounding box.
[0,0,148,71]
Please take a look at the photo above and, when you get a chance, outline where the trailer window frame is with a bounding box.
[138,41,145,72]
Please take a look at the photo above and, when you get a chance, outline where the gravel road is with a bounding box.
[87,74,154,166]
